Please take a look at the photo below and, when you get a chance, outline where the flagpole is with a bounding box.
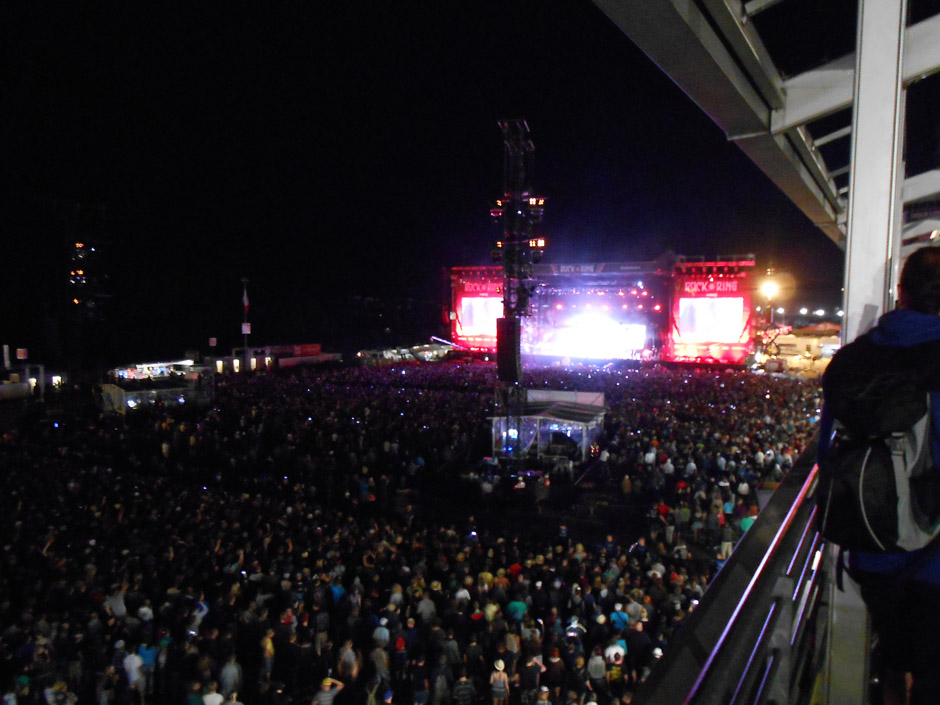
[241,277,249,371]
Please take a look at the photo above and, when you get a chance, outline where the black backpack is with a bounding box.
[818,334,940,552]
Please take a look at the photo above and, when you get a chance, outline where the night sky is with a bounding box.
[3,2,855,367]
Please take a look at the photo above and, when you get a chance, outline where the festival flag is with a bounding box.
[242,284,249,315]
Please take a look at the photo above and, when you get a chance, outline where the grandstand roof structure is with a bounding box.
[592,0,940,252]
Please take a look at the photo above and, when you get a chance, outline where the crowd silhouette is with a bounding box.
[0,361,819,705]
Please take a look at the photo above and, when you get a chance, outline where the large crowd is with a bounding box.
[0,361,820,705]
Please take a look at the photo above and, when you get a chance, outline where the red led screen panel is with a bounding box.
[456,296,503,338]
[676,297,746,343]
[451,269,503,352]
[668,264,754,364]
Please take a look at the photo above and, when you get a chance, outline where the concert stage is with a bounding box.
[450,255,756,365]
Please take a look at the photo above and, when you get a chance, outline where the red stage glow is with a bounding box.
[666,260,755,364]
[449,259,752,363]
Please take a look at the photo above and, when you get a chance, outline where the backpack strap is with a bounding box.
[835,546,846,592]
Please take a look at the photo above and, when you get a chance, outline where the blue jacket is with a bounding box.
[819,308,940,582]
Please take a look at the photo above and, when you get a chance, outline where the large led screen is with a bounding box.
[526,313,648,359]
[456,297,503,338]
[676,297,745,343]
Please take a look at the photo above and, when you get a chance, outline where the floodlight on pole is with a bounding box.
[760,279,779,301]
[760,278,779,325]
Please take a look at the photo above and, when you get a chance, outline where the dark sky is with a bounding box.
[3,2,850,364]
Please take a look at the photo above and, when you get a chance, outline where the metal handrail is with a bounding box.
[635,439,833,705]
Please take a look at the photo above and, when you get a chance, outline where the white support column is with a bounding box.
[844,0,907,342]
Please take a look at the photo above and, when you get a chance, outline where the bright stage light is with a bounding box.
[534,311,647,359]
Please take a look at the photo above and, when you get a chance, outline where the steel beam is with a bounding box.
[743,0,785,18]
[814,125,852,148]
[701,0,785,109]
[843,0,907,342]
[903,169,940,204]
[772,12,940,134]
[592,0,844,245]
[591,0,769,137]
[731,130,844,243]
[771,56,855,135]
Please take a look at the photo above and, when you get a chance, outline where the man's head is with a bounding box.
[900,246,940,313]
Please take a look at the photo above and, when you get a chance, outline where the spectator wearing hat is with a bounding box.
[609,604,629,632]
[314,676,343,705]
[489,659,509,705]
[373,618,390,648]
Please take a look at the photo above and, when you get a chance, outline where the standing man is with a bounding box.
[452,668,476,705]
[820,246,940,705]
[314,677,343,705]
[518,652,546,705]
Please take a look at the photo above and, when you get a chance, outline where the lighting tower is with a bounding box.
[490,119,547,461]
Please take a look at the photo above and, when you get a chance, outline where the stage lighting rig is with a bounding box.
[489,119,548,464]
[491,120,548,324]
